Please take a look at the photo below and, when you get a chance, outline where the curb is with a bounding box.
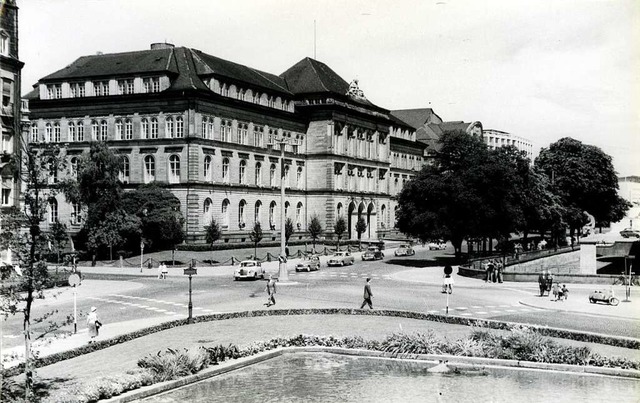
[518,300,640,321]
[105,346,640,402]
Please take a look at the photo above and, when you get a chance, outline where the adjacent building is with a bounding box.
[483,129,534,160]
[24,43,426,243]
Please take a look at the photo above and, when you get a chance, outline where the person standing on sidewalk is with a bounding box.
[360,278,373,309]
[265,275,277,307]
[86,307,101,344]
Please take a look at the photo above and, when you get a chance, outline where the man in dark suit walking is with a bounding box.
[360,278,373,309]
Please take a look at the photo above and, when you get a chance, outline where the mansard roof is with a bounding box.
[41,47,180,81]
[191,49,291,95]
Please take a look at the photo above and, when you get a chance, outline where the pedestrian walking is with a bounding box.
[559,284,569,301]
[264,275,277,307]
[160,263,168,279]
[551,283,559,301]
[496,260,503,283]
[86,306,101,343]
[360,278,373,309]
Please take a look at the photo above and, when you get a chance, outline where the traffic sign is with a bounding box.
[68,273,81,287]
[183,267,197,276]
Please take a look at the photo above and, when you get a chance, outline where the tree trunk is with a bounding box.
[109,244,113,261]
[172,249,175,266]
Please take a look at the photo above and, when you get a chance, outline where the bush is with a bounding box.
[381,331,444,356]
[137,348,209,382]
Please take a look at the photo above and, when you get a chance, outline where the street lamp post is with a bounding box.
[140,240,144,273]
[624,255,634,302]
[275,137,289,282]
[184,261,197,323]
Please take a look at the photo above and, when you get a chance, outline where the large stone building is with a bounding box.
[24,43,426,243]
[482,129,534,161]
[1,0,24,265]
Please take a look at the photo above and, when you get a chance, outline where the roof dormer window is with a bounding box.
[93,81,109,96]
[0,31,8,56]
[143,77,160,93]
[47,84,62,100]
[118,79,134,95]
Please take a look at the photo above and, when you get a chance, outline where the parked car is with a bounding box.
[620,228,640,238]
[296,255,321,272]
[362,247,384,261]
[234,260,265,280]
[428,240,447,250]
[394,244,415,256]
[588,289,619,306]
[328,252,355,266]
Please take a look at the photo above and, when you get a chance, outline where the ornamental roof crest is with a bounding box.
[346,79,367,101]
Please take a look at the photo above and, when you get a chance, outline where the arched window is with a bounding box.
[53,123,61,142]
[203,155,212,181]
[337,202,343,218]
[48,198,58,223]
[380,205,387,228]
[284,165,290,188]
[203,198,213,225]
[68,122,76,142]
[115,119,123,140]
[77,122,84,141]
[71,203,82,225]
[175,116,184,138]
[296,166,303,188]
[254,200,262,224]
[124,119,133,140]
[70,157,78,178]
[222,158,230,183]
[255,162,262,186]
[238,200,246,229]
[150,118,158,139]
[120,156,130,183]
[144,155,155,183]
[100,120,108,141]
[284,201,290,218]
[239,160,246,184]
[220,119,231,142]
[254,125,264,147]
[91,121,99,141]
[254,92,261,104]
[45,123,52,143]
[237,123,248,145]
[222,199,230,228]
[296,202,303,227]
[47,158,57,184]
[201,117,209,138]
[166,116,174,138]
[141,118,149,139]
[270,163,276,187]
[169,155,180,183]
[269,201,276,229]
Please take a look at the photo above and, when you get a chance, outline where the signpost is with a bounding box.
[184,262,197,323]
[68,273,81,334]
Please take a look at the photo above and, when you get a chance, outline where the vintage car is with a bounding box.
[588,289,619,306]
[428,241,447,250]
[362,247,384,261]
[233,260,265,280]
[296,255,321,272]
[620,228,640,238]
[327,252,355,266]
[394,244,415,256]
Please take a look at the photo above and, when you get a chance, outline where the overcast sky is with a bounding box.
[18,0,640,176]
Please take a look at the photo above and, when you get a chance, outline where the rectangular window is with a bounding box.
[118,79,134,95]
[93,81,109,96]
[124,120,133,140]
[143,77,160,93]
[1,188,10,206]
[70,83,85,98]
[30,125,38,143]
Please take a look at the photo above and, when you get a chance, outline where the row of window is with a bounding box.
[391,152,423,170]
[214,80,292,112]
[205,198,305,230]
[46,77,161,99]
[47,198,82,225]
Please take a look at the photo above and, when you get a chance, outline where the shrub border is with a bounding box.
[3,308,639,378]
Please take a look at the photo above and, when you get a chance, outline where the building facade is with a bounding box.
[25,43,425,243]
[482,129,534,160]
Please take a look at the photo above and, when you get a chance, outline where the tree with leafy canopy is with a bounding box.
[122,183,184,264]
[355,217,368,248]
[308,215,323,252]
[334,216,347,251]
[249,222,263,258]
[534,137,631,236]
[49,221,69,264]
[0,145,73,400]
[285,217,295,244]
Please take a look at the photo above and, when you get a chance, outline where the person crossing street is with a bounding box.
[360,278,374,309]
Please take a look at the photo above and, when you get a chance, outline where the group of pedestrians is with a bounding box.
[483,259,503,283]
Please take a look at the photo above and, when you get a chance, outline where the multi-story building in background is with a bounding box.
[1,0,25,265]
[24,43,425,243]
[483,129,534,161]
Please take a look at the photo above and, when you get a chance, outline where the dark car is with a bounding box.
[362,247,384,261]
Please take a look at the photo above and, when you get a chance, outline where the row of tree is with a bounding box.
[396,131,630,259]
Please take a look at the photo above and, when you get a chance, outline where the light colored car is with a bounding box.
[394,244,415,256]
[327,252,355,266]
[428,241,447,250]
[362,247,384,261]
[296,255,321,272]
[620,228,640,238]
[234,260,265,280]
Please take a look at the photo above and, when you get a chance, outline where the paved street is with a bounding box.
[2,244,639,363]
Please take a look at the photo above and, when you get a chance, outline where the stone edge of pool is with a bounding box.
[104,347,640,403]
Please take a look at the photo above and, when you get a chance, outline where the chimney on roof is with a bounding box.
[150,42,175,50]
